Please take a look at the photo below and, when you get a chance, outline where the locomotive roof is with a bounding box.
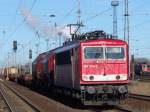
[80,39,127,44]
[37,38,126,55]
[33,37,127,63]
[50,38,127,54]
[33,30,128,62]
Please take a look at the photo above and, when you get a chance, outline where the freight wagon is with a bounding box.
[4,67,19,81]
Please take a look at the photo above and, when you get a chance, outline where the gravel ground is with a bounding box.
[128,80,150,96]
[118,81,150,112]
[119,98,150,112]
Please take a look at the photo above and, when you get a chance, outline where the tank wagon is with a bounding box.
[32,31,129,105]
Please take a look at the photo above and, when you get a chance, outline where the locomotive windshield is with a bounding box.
[105,47,124,59]
[84,47,103,59]
[84,46,125,59]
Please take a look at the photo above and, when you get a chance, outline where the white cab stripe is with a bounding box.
[82,74,127,81]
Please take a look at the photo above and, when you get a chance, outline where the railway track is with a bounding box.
[0,86,12,112]
[89,93,150,112]
[129,93,150,101]
[86,105,132,112]
[3,79,150,112]
[0,80,41,112]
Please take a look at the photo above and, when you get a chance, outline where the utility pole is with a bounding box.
[45,38,49,50]
[77,0,81,33]
[58,32,62,46]
[131,55,135,80]
[124,0,130,80]
[67,0,83,38]
[13,41,17,66]
[6,52,11,80]
[111,0,119,38]
[29,49,32,75]
[35,43,39,56]
[124,0,129,44]
[35,31,40,55]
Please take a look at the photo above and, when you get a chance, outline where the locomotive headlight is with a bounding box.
[82,75,89,81]
[89,76,94,80]
[116,74,127,80]
[116,75,120,80]
[82,75,95,81]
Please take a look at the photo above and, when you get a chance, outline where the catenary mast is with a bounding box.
[111,0,119,38]
[124,0,129,44]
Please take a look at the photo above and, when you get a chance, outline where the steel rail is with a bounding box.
[0,81,41,112]
[113,105,132,112]
[0,86,13,112]
[87,105,132,112]
[129,93,150,101]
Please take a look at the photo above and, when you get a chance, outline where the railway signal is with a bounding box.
[29,49,32,59]
[29,49,32,75]
[13,40,17,66]
[13,41,17,52]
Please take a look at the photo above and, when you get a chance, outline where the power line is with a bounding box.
[84,7,112,23]
[2,0,38,48]
[83,0,125,23]
[7,0,23,33]
[118,19,150,33]
[58,6,76,25]
[132,20,150,29]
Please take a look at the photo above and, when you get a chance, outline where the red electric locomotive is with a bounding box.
[32,31,129,105]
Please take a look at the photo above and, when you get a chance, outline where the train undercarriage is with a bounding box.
[32,78,128,105]
[80,84,128,105]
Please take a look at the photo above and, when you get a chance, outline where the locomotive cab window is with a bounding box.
[84,47,104,59]
[105,47,124,59]
[56,50,71,65]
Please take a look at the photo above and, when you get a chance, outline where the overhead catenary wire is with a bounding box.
[58,6,76,25]
[1,0,38,48]
[84,7,112,23]
[7,0,23,33]
[83,0,126,24]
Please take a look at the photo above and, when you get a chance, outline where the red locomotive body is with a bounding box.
[32,31,129,105]
[81,39,128,84]
[32,52,48,87]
